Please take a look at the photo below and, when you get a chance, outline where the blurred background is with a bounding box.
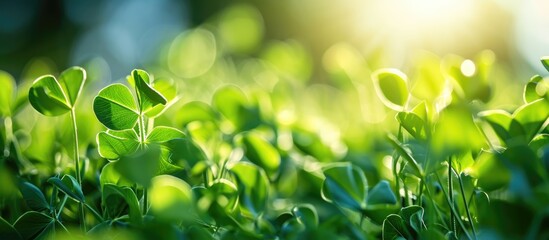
[1,0,548,131]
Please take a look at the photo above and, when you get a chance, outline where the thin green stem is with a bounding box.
[143,188,148,215]
[458,174,477,240]
[448,157,456,238]
[435,172,473,240]
[70,109,86,232]
[84,203,104,222]
[56,195,68,219]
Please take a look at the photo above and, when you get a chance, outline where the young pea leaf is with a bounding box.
[28,75,71,116]
[18,181,49,211]
[542,56,549,73]
[372,68,409,111]
[396,102,428,140]
[478,110,513,142]
[230,162,270,218]
[240,132,281,179]
[97,130,140,159]
[321,163,368,211]
[399,206,423,229]
[512,98,549,142]
[146,126,185,143]
[13,211,54,240]
[0,216,22,240]
[471,150,511,191]
[58,66,86,106]
[131,69,167,113]
[149,175,194,222]
[212,85,259,132]
[99,162,133,188]
[207,179,239,213]
[523,75,544,103]
[157,146,184,175]
[47,175,84,202]
[386,135,423,178]
[0,70,15,117]
[145,77,178,118]
[176,101,218,126]
[367,180,397,205]
[382,214,412,240]
[93,83,139,130]
[161,138,208,169]
[291,204,319,228]
[102,184,142,224]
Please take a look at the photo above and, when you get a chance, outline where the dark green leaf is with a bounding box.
[18,181,49,212]
[292,204,318,228]
[93,83,139,130]
[28,75,70,116]
[114,144,161,187]
[321,163,367,211]
[58,66,86,106]
[13,211,54,240]
[382,214,411,240]
[230,162,270,218]
[372,68,409,111]
[102,184,142,224]
[47,175,84,202]
[0,216,22,240]
[367,180,397,205]
[97,130,140,159]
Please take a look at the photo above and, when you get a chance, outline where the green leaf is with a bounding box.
[18,181,49,212]
[292,204,319,228]
[410,51,445,101]
[149,175,194,222]
[28,75,70,116]
[161,138,208,170]
[13,211,54,240]
[399,206,423,230]
[145,77,178,118]
[372,68,409,111]
[523,75,545,103]
[99,162,133,188]
[386,135,423,177]
[157,145,185,175]
[230,162,270,218]
[240,132,280,179]
[321,163,367,211]
[471,150,511,191]
[512,98,549,142]
[396,102,428,140]
[0,216,22,240]
[58,66,86,106]
[212,85,259,132]
[542,56,549,73]
[93,83,139,130]
[367,180,397,205]
[114,144,161,187]
[130,69,167,113]
[382,214,412,240]
[0,70,16,117]
[102,184,142,224]
[147,126,185,143]
[47,175,84,202]
[478,110,513,142]
[176,101,218,126]
[96,130,140,159]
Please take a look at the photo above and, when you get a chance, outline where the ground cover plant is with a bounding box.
[2,14,549,240]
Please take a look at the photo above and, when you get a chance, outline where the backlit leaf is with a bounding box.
[58,66,86,106]
[130,69,167,114]
[28,75,70,116]
[149,175,194,222]
[97,130,140,159]
[372,68,409,111]
[0,70,15,117]
[147,126,185,143]
[93,83,139,130]
[240,132,280,178]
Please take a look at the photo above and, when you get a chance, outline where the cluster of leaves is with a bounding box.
[1,51,549,240]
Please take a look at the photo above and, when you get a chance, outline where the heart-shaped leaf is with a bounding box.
[58,66,86,106]
[102,184,142,224]
[149,175,194,222]
[321,163,367,211]
[47,175,85,202]
[372,68,409,111]
[97,129,140,159]
[240,132,280,179]
[93,83,139,130]
[230,162,270,218]
[147,126,185,143]
[523,75,545,103]
[367,180,397,205]
[18,181,49,212]
[130,69,167,113]
[0,70,16,117]
[28,75,70,116]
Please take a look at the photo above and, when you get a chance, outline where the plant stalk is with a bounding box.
[70,109,86,232]
[448,157,456,238]
[458,174,477,240]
